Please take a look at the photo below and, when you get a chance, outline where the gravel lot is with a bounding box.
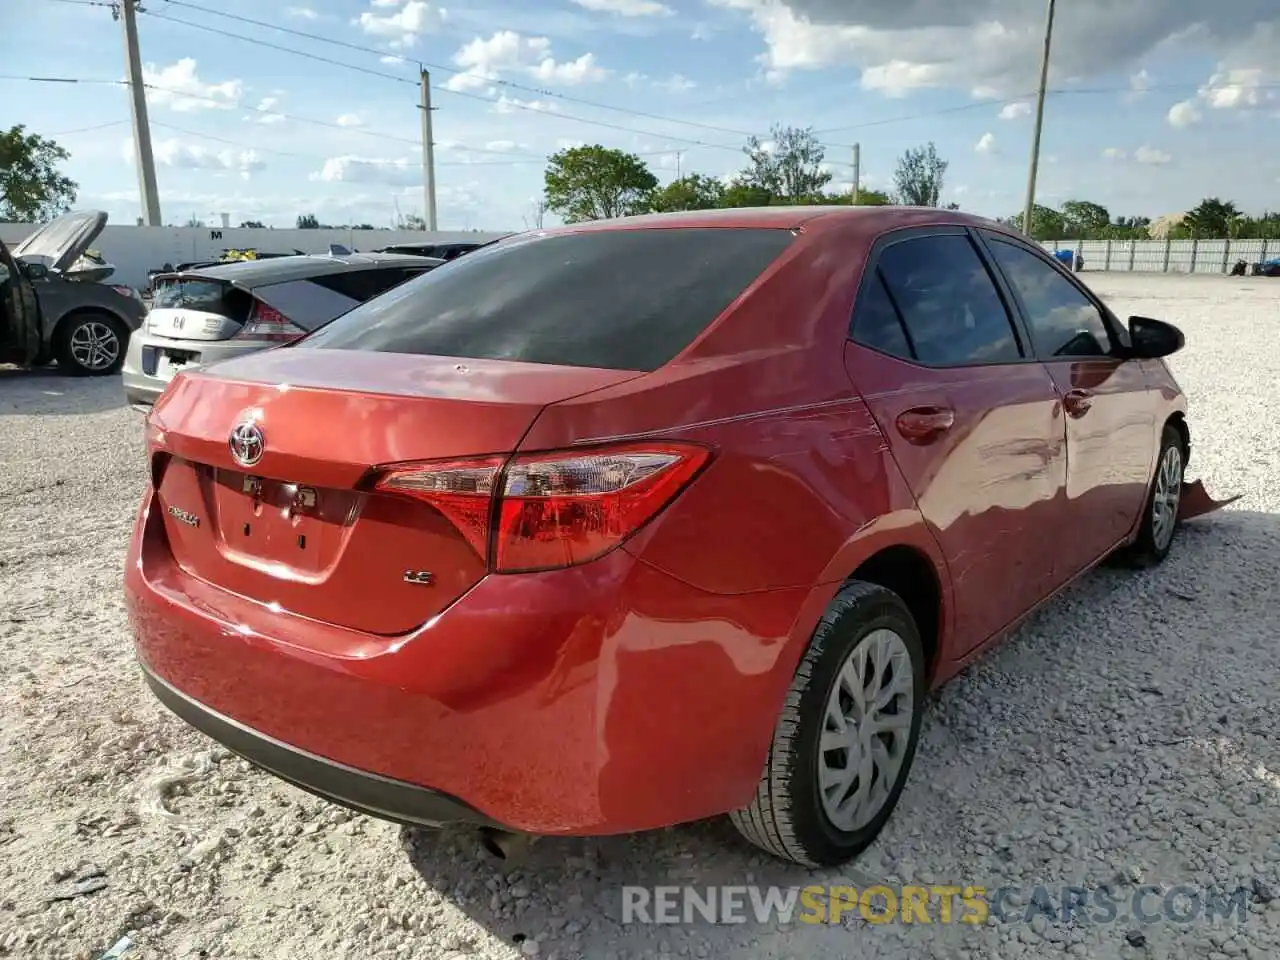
[1,273,1277,960]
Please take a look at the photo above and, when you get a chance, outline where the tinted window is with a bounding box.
[311,268,415,303]
[876,235,1022,366]
[851,269,913,360]
[300,228,795,371]
[986,239,1114,358]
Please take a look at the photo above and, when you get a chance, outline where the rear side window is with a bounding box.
[311,268,417,302]
[851,269,913,360]
[300,228,795,370]
[151,278,252,323]
[875,235,1023,366]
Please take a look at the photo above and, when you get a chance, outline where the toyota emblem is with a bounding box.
[229,420,265,467]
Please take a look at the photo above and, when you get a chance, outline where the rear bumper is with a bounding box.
[140,661,498,828]
[125,487,811,835]
[122,331,266,405]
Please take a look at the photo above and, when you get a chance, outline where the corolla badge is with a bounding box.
[229,420,265,467]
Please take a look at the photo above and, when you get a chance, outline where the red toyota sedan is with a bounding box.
[126,207,1231,867]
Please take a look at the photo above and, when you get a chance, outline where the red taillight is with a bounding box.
[372,442,710,572]
[235,301,305,342]
[374,456,504,558]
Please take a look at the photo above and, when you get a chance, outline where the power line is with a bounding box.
[50,119,132,135]
[154,0,797,144]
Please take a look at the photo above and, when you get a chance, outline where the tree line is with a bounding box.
[542,125,953,222]
[1005,198,1280,242]
[5,122,1279,242]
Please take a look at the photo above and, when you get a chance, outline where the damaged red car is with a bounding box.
[126,207,1235,867]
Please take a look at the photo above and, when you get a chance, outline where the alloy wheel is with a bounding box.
[818,627,916,832]
[1151,445,1183,551]
[68,321,121,372]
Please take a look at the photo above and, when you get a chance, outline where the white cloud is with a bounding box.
[1198,67,1273,109]
[380,55,408,65]
[142,58,242,112]
[247,97,284,125]
[707,0,1280,98]
[656,73,697,93]
[123,136,264,179]
[483,140,520,152]
[310,155,420,186]
[975,132,995,153]
[1167,99,1202,127]
[445,31,608,92]
[1101,145,1172,165]
[336,114,364,127]
[1130,69,1153,93]
[492,94,558,114]
[285,6,318,19]
[1134,145,1172,165]
[569,0,673,15]
[355,0,445,48]
[998,100,1030,120]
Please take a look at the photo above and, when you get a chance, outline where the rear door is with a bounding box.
[0,238,42,365]
[845,227,1068,654]
[977,231,1156,579]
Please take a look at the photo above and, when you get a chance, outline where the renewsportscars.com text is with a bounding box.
[621,884,1253,926]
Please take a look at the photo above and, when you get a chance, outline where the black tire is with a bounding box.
[730,580,927,867]
[54,311,128,377]
[1115,425,1184,568]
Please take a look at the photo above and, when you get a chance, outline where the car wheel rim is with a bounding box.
[69,321,120,371]
[818,627,915,833]
[1151,445,1182,551]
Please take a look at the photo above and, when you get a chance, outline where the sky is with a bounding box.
[3,0,1280,231]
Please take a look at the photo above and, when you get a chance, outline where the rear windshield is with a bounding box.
[151,278,252,322]
[298,227,795,370]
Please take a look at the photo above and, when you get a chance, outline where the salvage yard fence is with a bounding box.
[1038,238,1276,275]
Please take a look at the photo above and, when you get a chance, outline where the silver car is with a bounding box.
[122,252,442,407]
[0,210,147,375]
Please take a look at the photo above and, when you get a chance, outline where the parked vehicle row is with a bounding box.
[123,205,1235,868]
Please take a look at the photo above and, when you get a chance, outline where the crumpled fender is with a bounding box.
[1178,479,1242,521]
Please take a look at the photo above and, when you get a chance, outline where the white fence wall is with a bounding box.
[0,223,512,291]
[1039,238,1279,274]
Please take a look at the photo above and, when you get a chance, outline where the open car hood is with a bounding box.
[13,210,108,274]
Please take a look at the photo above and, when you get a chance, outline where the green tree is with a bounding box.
[544,145,657,222]
[0,125,78,221]
[853,188,893,206]
[296,213,320,229]
[1060,200,1110,237]
[1005,204,1066,239]
[239,220,266,228]
[740,123,832,200]
[650,174,725,213]
[1183,197,1241,237]
[892,142,948,207]
[718,182,775,208]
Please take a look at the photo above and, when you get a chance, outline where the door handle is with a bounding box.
[1063,388,1093,418]
[895,405,955,444]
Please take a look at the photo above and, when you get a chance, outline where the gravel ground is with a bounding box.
[1,273,1277,960]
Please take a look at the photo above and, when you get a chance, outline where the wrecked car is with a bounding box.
[0,210,146,375]
[125,207,1238,869]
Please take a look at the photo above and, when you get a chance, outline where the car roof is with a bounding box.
[529,205,1008,237]
[164,252,444,286]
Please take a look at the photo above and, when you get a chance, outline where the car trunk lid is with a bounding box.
[147,348,643,634]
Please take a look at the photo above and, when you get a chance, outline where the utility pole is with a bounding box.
[116,0,162,225]
[676,151,682,179]
[851,143,861,205]
[419,68,438,232]
[1021,0,1056,239]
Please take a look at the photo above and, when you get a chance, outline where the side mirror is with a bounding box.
[1128,316,1184,359]
[22,261,49,281]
